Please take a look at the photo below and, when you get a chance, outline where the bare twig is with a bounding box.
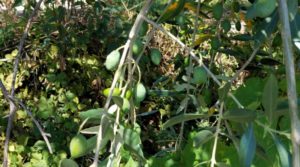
[10,0,43,96]
[0,80,52,155]
[229,47,260,83]
[141,15,244,108]
[3,0,44,166]
[255,120,290,139]
[210,102,224,167]
[277,0,300,165]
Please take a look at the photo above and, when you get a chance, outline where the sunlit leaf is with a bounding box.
[158,0,186,23]
[125,157,139,167]
[38,96,54,119]
[78,108,105,120]
[80,126,100,134]
[193,34,213,47]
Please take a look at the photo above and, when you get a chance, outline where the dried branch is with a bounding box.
[3,0,44,166]
[277,0,300,166]
[0,80,52,152]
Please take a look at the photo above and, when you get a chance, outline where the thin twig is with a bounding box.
[277,0,300,166]
[229,47,260,83]
[3,0,44,166]
[224,120,239,151]
[141,15,244,108]
[176,0,201,152]
[0,80,52,153]
[92,1,154,166]
[10,0,43,96]
[255,120,290,139]
[210,102,224,167]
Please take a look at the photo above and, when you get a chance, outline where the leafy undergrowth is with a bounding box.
[0,0,299,167]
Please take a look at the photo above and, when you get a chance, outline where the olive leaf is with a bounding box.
[262,74,278,124]
[239,124,256,167]
[193,130,213,147]
[223,109,256,123]
[162,114,209,129]
[271,133,292,167]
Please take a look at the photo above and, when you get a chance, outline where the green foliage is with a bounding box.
[223,109,257,123]
[212,2,223,20]
[158,0,186,23]
[192,66,207,84]
[1,0,300,166]
[271,134,292,167]
[262,74,279,123]
[227,77,264,109]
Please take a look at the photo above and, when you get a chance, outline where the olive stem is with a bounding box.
[277,0,300,165]
[92,1,154,166]
[210,102,224,167]
[176,0,202,152]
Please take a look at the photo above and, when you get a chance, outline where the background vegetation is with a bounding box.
[0,0,300,166]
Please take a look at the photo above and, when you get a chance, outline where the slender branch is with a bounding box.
[255,120,290,139]
[0,80,52,154]
[224,120,239,151]
[92,1,154,166]
[210,102,224,167]
[277,0,300,165]
[141,15,244,108]
[176,0,201,152]
[10,0,43,96]
[229,47,260,83]
[3,0,44,166]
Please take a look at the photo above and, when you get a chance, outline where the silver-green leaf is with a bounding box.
[262,74,278,123]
